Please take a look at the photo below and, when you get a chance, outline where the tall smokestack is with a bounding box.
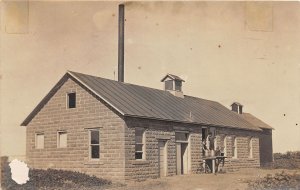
[118,4,125,82]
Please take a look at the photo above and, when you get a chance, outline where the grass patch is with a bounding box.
[2,162,112,190]
[270,151,300,169]
[247,171,300,190]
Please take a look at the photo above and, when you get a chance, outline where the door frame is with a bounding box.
[158,140,168,177]
[175,131,190,175]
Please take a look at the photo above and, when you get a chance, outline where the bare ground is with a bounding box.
[107,168,300,190]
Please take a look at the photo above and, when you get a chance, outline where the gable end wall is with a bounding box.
[26,77,126,182]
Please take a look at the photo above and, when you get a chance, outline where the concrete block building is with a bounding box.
[21,71,273,182]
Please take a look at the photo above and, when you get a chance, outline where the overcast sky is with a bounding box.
[1,1,300,157]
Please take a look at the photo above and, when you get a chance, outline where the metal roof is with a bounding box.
[67,71,260,131]
[240,113,273,130]
[21,71,262,131]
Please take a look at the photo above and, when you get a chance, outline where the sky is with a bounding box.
[1,1,300,158]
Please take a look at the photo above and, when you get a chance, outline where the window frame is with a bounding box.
[89,129,100,160]
[232,136,238,158]
[67,92,76,109]
[35,133,44,149]
[249,137,253,158]
[135,128,146,160]
[57,131,67,148]
[223,136,227,156]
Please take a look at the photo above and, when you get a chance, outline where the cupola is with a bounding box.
[161,74,185,98]
[231,102,243,114]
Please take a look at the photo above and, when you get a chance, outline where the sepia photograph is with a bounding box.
[0,1,300,189]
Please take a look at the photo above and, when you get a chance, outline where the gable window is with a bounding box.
[67,92,76,108]
[57,131,67,148]
[35,133,44,149]
[89,130,100,159]
[249,138,253,158]
[232,136,237,158]
[135,128,145,160]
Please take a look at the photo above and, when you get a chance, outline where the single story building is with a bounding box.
[21,71,273,182]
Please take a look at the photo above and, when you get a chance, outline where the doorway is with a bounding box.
[176,142,189,175]
[158,141,167,177]
[202,128,208,156]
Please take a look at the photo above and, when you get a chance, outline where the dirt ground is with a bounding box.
[108,168,300,190]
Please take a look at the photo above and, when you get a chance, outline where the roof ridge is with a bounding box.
[69,71,191,98]
[69,71,220,103]
[183,94,219,104]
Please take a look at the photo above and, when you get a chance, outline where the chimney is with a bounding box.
[231,102,243,114]
[161,74,185,98]
[118,4,125,82]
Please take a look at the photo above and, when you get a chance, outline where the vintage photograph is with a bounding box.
[0,1,300,190]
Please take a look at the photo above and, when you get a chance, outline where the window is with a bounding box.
[165,80,173,91]
[214,136,218,150]
[175,132,189,142]
[222,136,226,156]
[135,128,145,160]
[35,133,44,149]
[249,138,253,158]
[175,80,182,91]
[232,137,237,158]
[89,130,100,159]
[57,131,67,148]
[67,92,76,108]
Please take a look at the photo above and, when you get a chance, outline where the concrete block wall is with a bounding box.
[124,118,202,181]
[123,119,261,180]
[26,77,125,181]
[189,130,202,173]
[124,118,175,181]
[216,128,260,171]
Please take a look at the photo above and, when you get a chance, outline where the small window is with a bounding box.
[67,93,76,108]
[175,80,182,91]
[57,131,67,148]
[165,80,173,91]
[135,128,145,160]
[36,133,44,149]
[89,130,100,159]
